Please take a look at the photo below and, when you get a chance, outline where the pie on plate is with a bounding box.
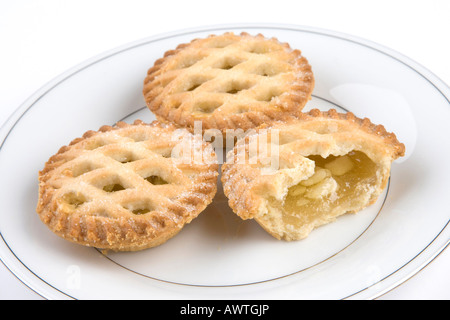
[143,32,314,139]
[37,120,218,251]
[221,109,405,241]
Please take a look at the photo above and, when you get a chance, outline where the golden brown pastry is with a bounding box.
[143,32,314,140]
[37,120,218,251]
[221,109,405,241]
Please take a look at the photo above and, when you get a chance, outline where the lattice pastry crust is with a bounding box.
[221,109,405,241]
[37,120,218,251]
[143,32,314,135]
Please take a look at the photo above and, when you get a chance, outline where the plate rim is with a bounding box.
[1,22,449,300]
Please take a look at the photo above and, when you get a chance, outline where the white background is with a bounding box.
[0,0,449,300]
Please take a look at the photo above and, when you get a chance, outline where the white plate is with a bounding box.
[0,24,449,300]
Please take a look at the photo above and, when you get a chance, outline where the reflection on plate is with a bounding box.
[0,24,449,300]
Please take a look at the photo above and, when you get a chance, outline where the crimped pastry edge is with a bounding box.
[37,120,219,251]
[260,108,405,159]
[143,31,315,135]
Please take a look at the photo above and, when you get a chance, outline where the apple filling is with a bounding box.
[264,151,380,239]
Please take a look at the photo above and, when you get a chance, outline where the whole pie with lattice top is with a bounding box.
[143,32,314,137]
[37,120,218,251]
[221,109,405,241]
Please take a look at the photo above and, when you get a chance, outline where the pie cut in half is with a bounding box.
[143,32,314,139]
[221,109,405,241]
[37,120,218,251]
